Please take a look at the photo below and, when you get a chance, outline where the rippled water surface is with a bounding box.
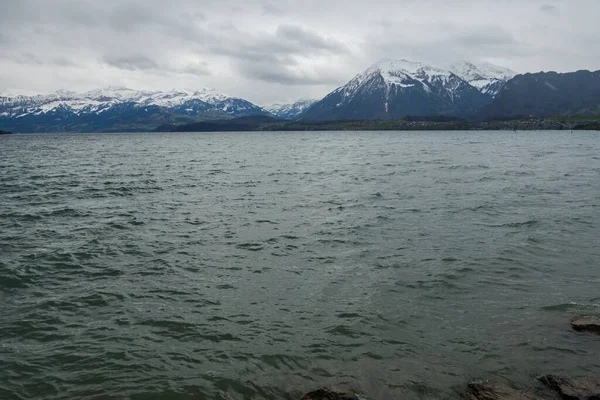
[1,131,599,400]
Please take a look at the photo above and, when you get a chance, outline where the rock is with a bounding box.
[467,380,536,400]
[300,387,359,400]
[539,375,600,400]
[572,318,600,334]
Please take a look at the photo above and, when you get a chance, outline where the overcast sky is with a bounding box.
[0,0,598,105]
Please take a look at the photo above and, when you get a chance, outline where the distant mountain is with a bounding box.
[302,59,491,121]
[449,61,517,97]
[265,99,318,120]
[0,87,269,133]
[482,70,600,118]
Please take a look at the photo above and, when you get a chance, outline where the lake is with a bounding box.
[1,131,599,399]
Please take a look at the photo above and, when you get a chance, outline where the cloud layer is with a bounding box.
[0,0,598,104]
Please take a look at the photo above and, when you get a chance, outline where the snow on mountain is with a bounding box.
[334,58,476,108]
[302,58,490,121]
[449,61,517,97]
[0,87,271,132]
[265,99,318,119]
[0,87,268,119]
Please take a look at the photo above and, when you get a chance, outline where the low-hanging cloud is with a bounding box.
[540,4,559,15]
[103,54,158,71]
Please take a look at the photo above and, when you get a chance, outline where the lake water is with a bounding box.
[1,131,599,400]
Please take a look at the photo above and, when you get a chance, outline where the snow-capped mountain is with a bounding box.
[0,87,269,132]
[302,59,491,121]
[265,99,318,120]
[449,61,517,97]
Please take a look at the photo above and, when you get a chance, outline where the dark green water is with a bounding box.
[1,131,599,400]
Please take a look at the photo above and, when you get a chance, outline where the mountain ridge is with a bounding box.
[481,69,600,118]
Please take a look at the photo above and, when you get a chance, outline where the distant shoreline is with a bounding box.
[4,119,600,134]
[156,116,600,133]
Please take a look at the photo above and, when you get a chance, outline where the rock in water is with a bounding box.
[467,380,536,400]
[300,387,359,400]
[539,375,600,400]
[571,318,600,334]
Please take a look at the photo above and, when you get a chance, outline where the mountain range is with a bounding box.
[2,59,599,132]
[0,87,269,133]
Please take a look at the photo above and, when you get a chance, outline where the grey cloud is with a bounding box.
[211,24,348,59]
[106,3,163,32]
[239,61,343,85]
[211,25,348,65]
[53,56,79,67]
[204,23,350,85]
[0,0,599,104]
[540,4,559,14]
[275,25,346,52]
[179,11,206,23]
[0,50,79,67]
[4,52,44,65]
[367,21,533,69]
[262,2,285,15]
[179,63,212,76]
[103,54,158,71]
[457,27,519,47]
[455,26,532,57]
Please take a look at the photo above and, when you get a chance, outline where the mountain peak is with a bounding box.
[265,99,318,119]
[449,61,517,97]
[450,61,516,80]
[190,88,232,103]
[303,58,490,121]
[374,58,437,72]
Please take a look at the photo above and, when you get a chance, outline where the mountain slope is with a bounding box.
[449,61,517,97]
[0,87,269,132]
[482,70,600,118]
[265,99,318,120]
[302,59,491,121]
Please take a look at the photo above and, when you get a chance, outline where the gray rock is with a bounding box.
[571,318,600,334]
[539,375,600,400]
[467,380,536,400]
[300,387,360,400]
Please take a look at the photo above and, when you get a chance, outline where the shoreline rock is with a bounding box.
[467,380,536,400]
[571,317,600,334]
[300,388,360,400]
[539,375,600,400]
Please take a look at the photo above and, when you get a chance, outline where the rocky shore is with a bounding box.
[301,316,600,400]
[302,375,600,400]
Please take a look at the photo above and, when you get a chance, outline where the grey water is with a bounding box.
[1,131,599,400]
